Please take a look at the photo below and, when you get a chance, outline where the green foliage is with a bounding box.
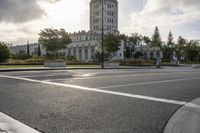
[66,55,76,61]
[143,36,151,46]
[38,28,71,56]
[129,33,142,45]
[0,41,10,62]
[151,26,162,48]
[184,40,200,61]
[15,50,31,60]
[162,31,175,60]
[119,34,128,44]
[104,34,121,54]
[167,31,175,47]
[175,36,187,61]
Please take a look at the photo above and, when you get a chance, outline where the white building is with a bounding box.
[10,43,46,56]
[65,0,121,62]
[90,0,119,35]
[10,0,124,62]
[66,31,100,62]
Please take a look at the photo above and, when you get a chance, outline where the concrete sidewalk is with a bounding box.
[164,97,200,133]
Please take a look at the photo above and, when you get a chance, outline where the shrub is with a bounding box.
[0,41,10,62]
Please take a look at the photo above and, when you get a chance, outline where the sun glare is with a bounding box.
[37,0,88,31]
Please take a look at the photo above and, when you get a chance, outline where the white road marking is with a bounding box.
[97,77,200,89]
[0,74,199,108]
[18,73,71,78]
[44,71,200,82]
[44,72,172,81]
[0,112,40,133]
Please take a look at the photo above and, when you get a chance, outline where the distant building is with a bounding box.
[10,0,123,62]
[90,0,119,35]
[65,0,121,62]
[10,43,46,57]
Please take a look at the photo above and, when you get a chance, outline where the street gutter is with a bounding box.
[0,66,161,72]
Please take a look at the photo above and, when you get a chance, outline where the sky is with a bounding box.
[0,0,200,45]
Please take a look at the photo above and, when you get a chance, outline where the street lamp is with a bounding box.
[101,0,104,68]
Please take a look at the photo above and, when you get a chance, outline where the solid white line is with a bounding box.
[97,77,200,89]
[0,112,40,133]
[0,75,193,106]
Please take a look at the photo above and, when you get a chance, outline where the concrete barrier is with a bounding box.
[104,63,120,68]
[192,64,200,68]
[44,61,66,67]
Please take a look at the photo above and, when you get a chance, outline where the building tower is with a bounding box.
[90,0,119,35]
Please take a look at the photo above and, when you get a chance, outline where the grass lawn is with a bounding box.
[0,64,100,69]
[68,65,100,68]
[0,65,44,68]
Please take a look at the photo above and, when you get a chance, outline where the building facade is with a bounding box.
[65,0,121,62]
[10,43,46,57]
[90,0,119,35]
[10,0,124,62]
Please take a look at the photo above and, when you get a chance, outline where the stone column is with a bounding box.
[76,47,79,60]
[82,46,85,61]
[88,46,92,61]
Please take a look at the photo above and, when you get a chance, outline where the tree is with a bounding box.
[151,26,162,48]
[38,28,71,59]
[129,33,142,46]
[38,44,41,57]
[164,31,175,60]
[119,34,128,44]
[176,36,187,61]
[104,34,121,56]
[0,41,10,62]
[167,31,175,47]
[119,34,130,59]
[15,50,31,60]
[143,36,151,46]
[151,26,162,67]
[127,33,143,58]
[184,40,200,62]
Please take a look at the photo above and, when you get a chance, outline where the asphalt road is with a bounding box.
[0,67,200,133]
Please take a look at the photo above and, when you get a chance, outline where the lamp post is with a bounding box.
[101,0,104,68]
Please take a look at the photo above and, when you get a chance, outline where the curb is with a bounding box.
[0,66,161,72]
[0,112,40,133]
[164,97,200,133]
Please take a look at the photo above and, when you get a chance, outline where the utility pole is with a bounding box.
[101,0,104,68]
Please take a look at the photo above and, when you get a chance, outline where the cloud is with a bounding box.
[0,0,60,23]
[120,0,200,40]
[0,0,199,44]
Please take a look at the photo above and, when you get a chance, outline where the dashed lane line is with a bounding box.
[0,74,199,109]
